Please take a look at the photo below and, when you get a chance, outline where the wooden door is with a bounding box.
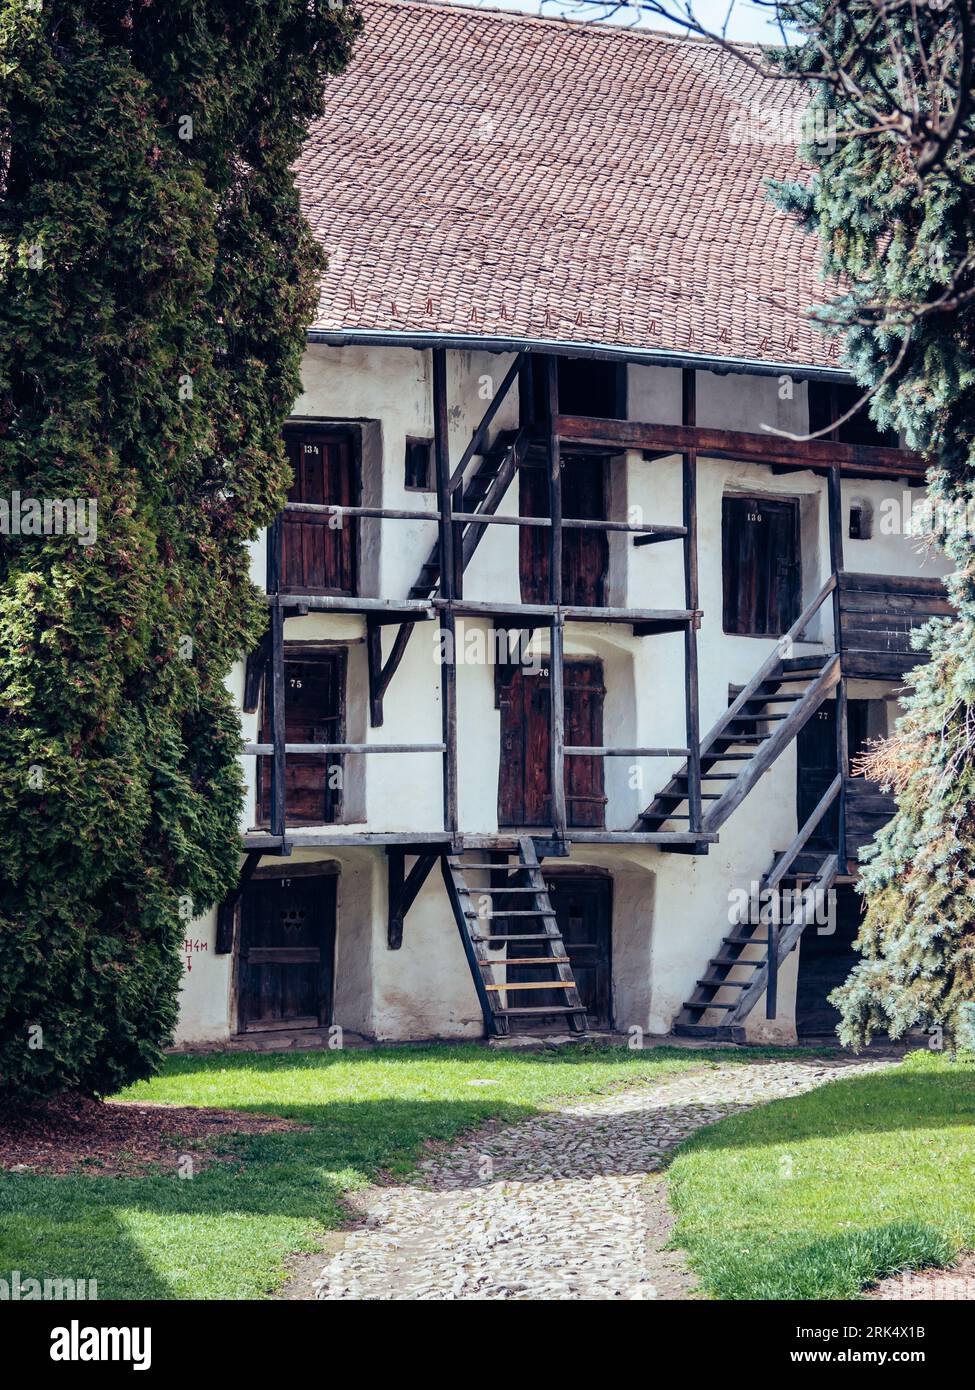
[794,884,864,1036]
[498,660,606,827]
[722,495,800,636]
[519,457,608,606]
[259,650,345,826]
[238,875,336,1032]
[281,427,357,595]
[505,874,612,1026]
[796,699,868,849]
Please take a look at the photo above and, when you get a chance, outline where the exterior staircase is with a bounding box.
[673,773,842,1040]
[636,576,841,837]
[441,837,588,1037]
[410,428,529,599]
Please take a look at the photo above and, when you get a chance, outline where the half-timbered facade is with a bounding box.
[175,0,950,1046]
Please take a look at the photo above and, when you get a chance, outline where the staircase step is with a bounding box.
[673,1022,745,1041]
[454,861,522,870]
[482,956,570,967]
[464,909,556,918]
[682,998,736,1010]
[486,980,576,991]
[728,713,788,722]
[697,976,749,988]
[494,1005,588,1016]
[462,886,545,894]
[472,932,564,942]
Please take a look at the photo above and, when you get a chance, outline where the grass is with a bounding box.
[668,1049,975,1299]
[0,1042,775,1301]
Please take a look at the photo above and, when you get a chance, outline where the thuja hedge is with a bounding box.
[0,1,359,1103]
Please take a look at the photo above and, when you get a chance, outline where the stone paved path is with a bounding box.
[296,1055,889,1301]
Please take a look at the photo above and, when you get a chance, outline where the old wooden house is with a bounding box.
[176,0,950,1046]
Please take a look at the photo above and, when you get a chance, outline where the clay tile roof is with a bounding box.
[298,0,839,372]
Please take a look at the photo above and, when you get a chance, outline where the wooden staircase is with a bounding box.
[673,773,842,1040]
[409,428,529,599]
[636,576,841,838]
[441,837,589,1037]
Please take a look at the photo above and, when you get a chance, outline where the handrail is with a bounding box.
[766,773,841,892]
[700,572,837,756]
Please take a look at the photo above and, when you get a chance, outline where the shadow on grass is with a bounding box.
[674,1062,975,1157]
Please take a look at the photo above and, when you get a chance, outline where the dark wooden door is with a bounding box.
[795,884,864,1036]
[797,699,868,849]
[281,427,357,595]
[498,661,606,827]
[238,875,336,1032]
[520,457,608,606]
[259,650,345,826]
[505,875,612,1026]
[722,495,800,636]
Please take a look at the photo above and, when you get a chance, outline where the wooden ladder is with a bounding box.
[441,837,589,1037]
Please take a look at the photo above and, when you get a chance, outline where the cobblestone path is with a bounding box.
[303,1055,888,1301]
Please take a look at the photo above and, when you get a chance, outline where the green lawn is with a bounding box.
[0,1043,754,1300]
[668,1049,975,1299]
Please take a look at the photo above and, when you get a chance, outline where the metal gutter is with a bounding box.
[305,328,851,383]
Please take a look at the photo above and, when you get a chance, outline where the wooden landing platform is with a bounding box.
[241,828,716,853]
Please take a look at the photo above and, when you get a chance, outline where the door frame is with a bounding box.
[538,866,613,1028]
[232,861,339,1035]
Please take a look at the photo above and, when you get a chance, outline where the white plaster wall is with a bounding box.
[841,478,951,580]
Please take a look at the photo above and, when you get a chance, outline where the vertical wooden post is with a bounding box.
[433,349,458,835]
[545,357,566,839]
[266,513,282,595]
[766,915,779,1019]
[828,462,849,870]
[682,369,703,835]
[269,596,286,842]
[550,613,567,838]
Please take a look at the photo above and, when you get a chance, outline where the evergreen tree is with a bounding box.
[770,1,975,1047]
[0,0,359,1103]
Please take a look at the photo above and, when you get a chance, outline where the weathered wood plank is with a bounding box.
[554,416,925,479]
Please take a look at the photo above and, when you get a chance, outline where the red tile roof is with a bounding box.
[298,0,839,371]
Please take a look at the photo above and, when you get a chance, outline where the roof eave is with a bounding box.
[305,328,850,382]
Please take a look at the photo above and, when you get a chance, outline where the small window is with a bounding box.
[404,436,434,491]
[849,498,873,540]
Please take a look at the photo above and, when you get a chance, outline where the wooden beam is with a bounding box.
[243,633,270,714]
[827,465,849,866]
[433,349,458,835]
[553,415,925,480]
[387,850,439,949]
[545,359,566,842]
[268,597,286,843]
[550,613,567,840]
[215,851,262,954]
[366,618,417,727]
[682,369,703,835]
[366,616,384,727]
